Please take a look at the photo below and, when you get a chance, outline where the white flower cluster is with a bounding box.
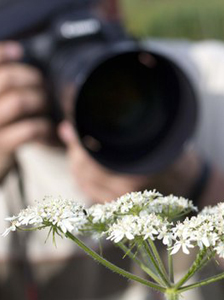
[85,190,163,235]
[148,195,197,217]
[2,196,87,236]
[170,203,224,257]
[87,193,224,259]
[3,191,224,260]
[87,190,196,226]
[87,191,197,249]
[105,202,224,259]
[114,190,162,214]
[199,202,224,218]
[107,212,171,244]
[87,202,117,225]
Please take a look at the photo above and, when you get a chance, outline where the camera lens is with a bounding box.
[76,51,182,168]
[55,42,197,174]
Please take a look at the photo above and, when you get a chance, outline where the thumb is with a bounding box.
[0,41,23,63]
[58,121,78,146]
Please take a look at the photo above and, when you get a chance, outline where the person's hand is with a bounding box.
[0,41,52,180]
[58,121,151,203]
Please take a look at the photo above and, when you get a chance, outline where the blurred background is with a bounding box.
[120,0,224,40]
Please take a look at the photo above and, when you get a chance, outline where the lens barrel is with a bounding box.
[52,40,197,174]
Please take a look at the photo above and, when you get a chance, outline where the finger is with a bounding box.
[0,118,52,154]
[0,88,47,126]
[58,121,78,146]
[0,41,23,63]
[0,63,43,94]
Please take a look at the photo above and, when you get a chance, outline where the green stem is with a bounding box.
[165,291,179,300]
[118,242,165,286]
[139,244,155,269]
[170,208,193,221]
[66,232,165,293]
[18,226,46,231]
[193,250,216,274]
[148,239,170,282]
[143,240,171,287]
[168,249,174,283]
[174,247,208,289]
[178,271,224,293]
[138,243,165,281]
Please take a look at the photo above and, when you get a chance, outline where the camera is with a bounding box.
[21,8,198,174]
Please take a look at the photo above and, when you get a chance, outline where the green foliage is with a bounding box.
[120,0,224,40]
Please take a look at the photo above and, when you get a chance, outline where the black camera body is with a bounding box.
[21,9,197,174]
[22,10,129,122]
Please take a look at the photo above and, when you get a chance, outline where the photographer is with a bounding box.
[1,1,224,300]
[1,41,224,300]
[0,41,222,207]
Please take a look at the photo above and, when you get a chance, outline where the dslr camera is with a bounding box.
[21,7,197,174]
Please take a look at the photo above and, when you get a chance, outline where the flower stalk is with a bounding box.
[142,240,171,287]
[174,247,208,289]
[165,289,179,300]
[117,242,165,286]
[168,249,174,283]
[178,271,224,293]
[66,231,166,293]
[148,238,170,283]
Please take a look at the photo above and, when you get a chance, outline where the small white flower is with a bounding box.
[157,225,173,246]
[107,215,140,243]
[171,238,194,255]
[87,202,116,224]
[215,242,224,258]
